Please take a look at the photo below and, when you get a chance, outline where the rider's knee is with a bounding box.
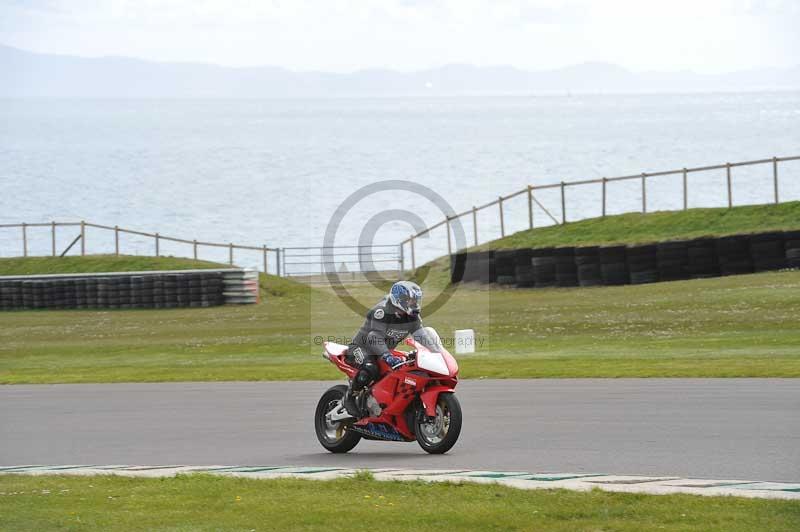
[362,360,379,381]
[353,360,378,390]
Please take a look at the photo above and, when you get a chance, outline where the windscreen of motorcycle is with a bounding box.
[417,349,449,375]
[412,327,444,353]
[413,327,450,375]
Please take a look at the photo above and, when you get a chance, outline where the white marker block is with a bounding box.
[454,329,475,354]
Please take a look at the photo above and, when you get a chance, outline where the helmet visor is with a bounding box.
[397,292,421,313]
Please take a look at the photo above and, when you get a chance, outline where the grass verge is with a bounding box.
[0,255,228,276]
[478,202,800,250]
[1,474,798,532]
[0,253,799,382]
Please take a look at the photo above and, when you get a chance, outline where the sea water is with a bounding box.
[1,92,798,269]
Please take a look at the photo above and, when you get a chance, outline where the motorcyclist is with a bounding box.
[343,280,423,417]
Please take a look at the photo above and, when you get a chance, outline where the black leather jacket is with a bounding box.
[348,295,422,364]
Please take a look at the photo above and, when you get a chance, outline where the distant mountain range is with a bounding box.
[2,44,799,97]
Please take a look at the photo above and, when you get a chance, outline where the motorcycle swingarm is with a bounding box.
[325,401,355,422]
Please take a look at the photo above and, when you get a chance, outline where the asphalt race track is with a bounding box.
[2,379,798,482]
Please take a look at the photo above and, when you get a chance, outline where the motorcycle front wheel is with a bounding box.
[415,392,462,454]
[314,384,361,453]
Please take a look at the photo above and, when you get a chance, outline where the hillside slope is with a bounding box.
[479,202,800,251]
[413,202,800,288]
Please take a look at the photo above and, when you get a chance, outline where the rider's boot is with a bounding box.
[344,363,376,418]
[343,382,361,418]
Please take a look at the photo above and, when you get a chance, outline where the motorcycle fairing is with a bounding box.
[416,349,449,375]
[421,384,456,416]
[324,342,348,358]
[349,422,405,442]
[323,342,359,379]
[355,359,428,440]
[405,333,459,378]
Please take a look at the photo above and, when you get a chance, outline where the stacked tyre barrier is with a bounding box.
[449,230,800,289]
[449,252,467,284]
[450,250,495,284]
[787,231,800,269]
[514,248,534,288]
[657,241,689,281]
[750,232,786,272]
[0,269,259,311]
[494,250,517,286]
[478,250,496,284]
[627,244,658,285]
[575,247,601,287]
[687,239,717,278]
[554,247,578,287]
[222,269,260,305]
[716,235,753,276]
[532,248,557,288]
[599,245,628,286]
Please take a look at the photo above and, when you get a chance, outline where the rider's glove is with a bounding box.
[381,352,404,369]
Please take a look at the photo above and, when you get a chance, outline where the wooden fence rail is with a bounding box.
[399,154,800,271]
[4,154,798,276]
[0,221,281,275]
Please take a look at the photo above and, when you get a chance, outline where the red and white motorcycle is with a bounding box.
[314,327,462,454]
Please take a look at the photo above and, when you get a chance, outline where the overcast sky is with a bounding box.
[1,0,798,73]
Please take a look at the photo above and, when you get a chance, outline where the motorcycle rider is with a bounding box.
[343,280,423,417]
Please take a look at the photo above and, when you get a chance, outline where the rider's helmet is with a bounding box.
[389,281,422,317]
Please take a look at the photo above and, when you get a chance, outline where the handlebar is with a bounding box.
[391,351,417,370]
[391,359,415,370]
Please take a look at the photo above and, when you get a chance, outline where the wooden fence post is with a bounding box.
[498,197,505,237]
[726,162,732,208]
[641,173,647,214]
[601,178,607,217]
[263,245,268,273]
[527,186,533,229]
[773,157,779,204]
[446,217,452,255]
[51,221,56,257]
[682,168,688,210]
[276,248,281,277]
[21,223,27,257]
[560,182,566,224]
[114,226,119,256]
[399,243,404,274]
[155,233,160,257]
[472,206,478,246]
[80,221,85,256]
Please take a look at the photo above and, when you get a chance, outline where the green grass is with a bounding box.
[479,201,800,250]
[1,254,799,383]
[0,255,228,276]
[1,474,797,532]
[412,202,800,290]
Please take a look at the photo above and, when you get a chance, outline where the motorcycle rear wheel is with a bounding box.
[415,392,462,454]
[315,384,361,453]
